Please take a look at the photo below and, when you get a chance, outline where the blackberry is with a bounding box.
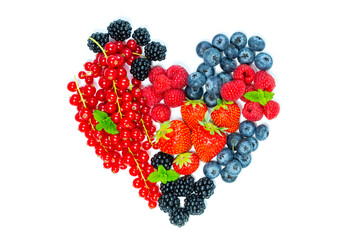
[132,27,151,46]
[173,175,195,197]
[169,207,189,227]
[160,181,176,194]
[107,19,132,41]
[130,58,151,81]
[184,193,206,215]
[194,177,216,199]
[158,193,180,213]
[87,32,109,53]
[145,42,167,61]
[151,152,174,170]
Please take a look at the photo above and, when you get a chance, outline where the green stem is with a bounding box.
[89,37,108,58]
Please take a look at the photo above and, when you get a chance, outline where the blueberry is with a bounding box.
[237,47,255,64]
[239,120,256,137]
[197,63,215,77]
[185,85,203,100]
[203,161,221,179]
[234,152,252,168]
[225,159,242,176]
[224,43,239,59]
[203,91,220,108]
[205,75,222,94]
[255,52,273,71]
[216,148,234,166]
[220,168,238,183]
[220,57,236,73]
[246,136,258,151]
[217,72,232,84]
[226,132,242,150]
[230,32,247,49]
[196,41,212,58]
[236,139,252,156]
[255,124,269,141]
[203,47,221,66]
[212,34,229,51]
[187,72,206,88]
[248,36,265,51]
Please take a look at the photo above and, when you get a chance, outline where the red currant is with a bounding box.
[116,77,130,90]
[79,108,92,121]
[84,62,93,71]
[67,81,77,92]
[115,41,124,52]
[131,78,141,87]
[133,178,144,188]
[98,77,112,89]
[69,94,81,106]
[106,91,117,103]
[148,201,157,209]
[104,42,117,55]
[142,141,151,150]
[103,68,117,81]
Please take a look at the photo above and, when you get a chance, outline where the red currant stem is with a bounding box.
[89,37,108,58]
[112,81,123,118]
[127,147,151,191]
[74,75,87,109]
[98,138,109,153]
[132,52,146,58]
[140,119,154,148]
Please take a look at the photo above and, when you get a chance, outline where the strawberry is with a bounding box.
[180,99,208,130]
[173,152,200,175]
[211,99,241,133]
[191,117,227,162]
[155,120,192,155]
[220,79,245,101]
[264,100,280,120]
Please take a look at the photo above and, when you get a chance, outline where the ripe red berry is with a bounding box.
[79,109,92,121]
[69,94,81,106]
[242,102,264,121]
[150,104,171,123]
[104,42,117,55]
[263,100,280,120]
[117,77,130,90]
[67,81,77,92]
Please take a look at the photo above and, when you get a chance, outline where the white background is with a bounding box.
[1,0,359,239]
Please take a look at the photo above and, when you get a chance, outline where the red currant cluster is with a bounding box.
[67,39,161,209]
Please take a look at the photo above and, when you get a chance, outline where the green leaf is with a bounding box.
[244,91,260,102]
[216,98,222,105]
[264,91,275,101]
[147,171,161,183]
[95,122,105,131]
[104,122,119,134]
[166,170,180,182]
[93,110,108,122]
[158,165,167,175]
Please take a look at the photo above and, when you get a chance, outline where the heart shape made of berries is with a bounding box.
[67,18,280,228]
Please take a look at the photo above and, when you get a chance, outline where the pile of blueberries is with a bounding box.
[185,32,273,107]
[203,120,269,183]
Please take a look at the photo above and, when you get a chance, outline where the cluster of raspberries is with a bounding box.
[142,65,189,123]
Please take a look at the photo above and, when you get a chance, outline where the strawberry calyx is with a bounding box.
[198,112,227,135]
[174,152,193,169]
[213,98,234,111]
[184,98,206,108]
[155,121,173,142]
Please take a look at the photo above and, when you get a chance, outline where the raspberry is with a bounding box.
[220,80,246,101]
[164,89,186,108]
[166,65,189,89]
[254,71,276,92]
[242,102,264,121]
[150,104,171,123]
[132,27,150,46]
[233,64,255,84]
[107,19,132,41]
[142,85,163,106]
[149,66,166,84]
[145,41,167,61]
[264,100,280,120]
[153,74,171,93]
[240,84,256,102]
[130,58,151,81]
[87,32,109,53]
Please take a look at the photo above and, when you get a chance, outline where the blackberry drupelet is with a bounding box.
[132,27,151,46]
[87,32,109,53]
[151,152,174,170]
[158,193,180,213]
[169,207,189,227]
[145,41,167,61]
[160,181,176,194]
[130,58,151,81]
[107,19,132,41]
[194,177,216,199]
[184,193,206,215]
[173,175,195,197]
